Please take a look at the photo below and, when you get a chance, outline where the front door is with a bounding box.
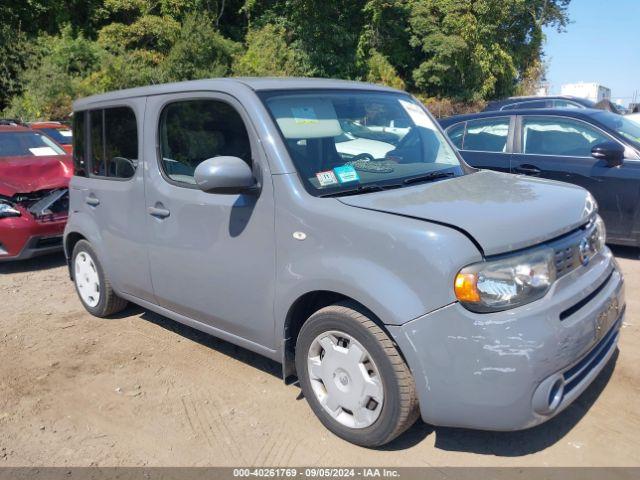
[143,93,277,348]
[512,115,640,243]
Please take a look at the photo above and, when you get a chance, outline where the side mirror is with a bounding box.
[194,156,257,194]
[591,141,625,167]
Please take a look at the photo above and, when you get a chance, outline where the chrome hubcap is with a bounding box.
[307,330,384,429]
[74,252,100,307]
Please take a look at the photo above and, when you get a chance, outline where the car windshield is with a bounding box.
[592,111,640,150]
[0,131,66,158]
[39,127,73,145]
[260,90,464,196]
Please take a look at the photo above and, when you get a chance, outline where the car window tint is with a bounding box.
[73,112,87,177]
[446,122,465,149]
[523,117,609,157]
[88,107,138,179]
[104,107,138,179]
[159,99,251,185]
[462,118,510,152]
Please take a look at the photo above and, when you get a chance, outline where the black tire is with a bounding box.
[295,301,419,447]
[71,240,128,317]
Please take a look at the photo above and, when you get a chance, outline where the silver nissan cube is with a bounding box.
[64,78,625,447]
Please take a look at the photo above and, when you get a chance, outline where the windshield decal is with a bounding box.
[316,170,339,186]
[333,165,360,183]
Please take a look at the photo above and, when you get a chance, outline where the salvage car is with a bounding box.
[0,125,72,261]
[65,79,625,447]
[30,121,73,154]
[440,108,640,247]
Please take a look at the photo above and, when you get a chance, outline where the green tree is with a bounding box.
[233,24,312,77]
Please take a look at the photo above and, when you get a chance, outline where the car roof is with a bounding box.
[73,77,401,110]
[439,108,606,127]
[30,121,67,128]
[0,125,31,133]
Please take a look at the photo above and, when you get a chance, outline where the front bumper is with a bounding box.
[389,248,625,431]
[0,214,66,262]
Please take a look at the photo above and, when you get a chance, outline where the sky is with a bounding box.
[543,0,640,105]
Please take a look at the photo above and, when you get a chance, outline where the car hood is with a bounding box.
[338,170,596,256]
[0,155,73,197]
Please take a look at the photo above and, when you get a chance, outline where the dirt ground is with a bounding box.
[1,247,639,467]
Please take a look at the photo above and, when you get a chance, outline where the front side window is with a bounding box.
[260,90,463,196]
[522,116,609,157]
[461,118,510,152]
[89,107,138,179]
[0,131,65,158]
[159,100,251,185]
[590,111,640,150]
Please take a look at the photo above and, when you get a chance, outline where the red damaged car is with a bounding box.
[0,125,72,262]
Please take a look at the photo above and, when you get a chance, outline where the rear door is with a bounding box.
[512,114,640,242]
[71,102,153,301]
[445,116,514,172]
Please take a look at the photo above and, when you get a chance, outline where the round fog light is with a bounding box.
[547,378,564,412]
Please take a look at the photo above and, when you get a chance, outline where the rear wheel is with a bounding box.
[295,301,418,447]
[72,240,128,317]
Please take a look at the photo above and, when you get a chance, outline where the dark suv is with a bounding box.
[440,108,640,247]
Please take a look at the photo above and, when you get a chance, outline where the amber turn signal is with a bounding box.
[454,273,481,303]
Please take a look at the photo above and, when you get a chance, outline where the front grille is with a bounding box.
[550,219,600,279]
[562,311,623,395]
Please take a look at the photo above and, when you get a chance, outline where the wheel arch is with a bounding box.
[281,290,399,383]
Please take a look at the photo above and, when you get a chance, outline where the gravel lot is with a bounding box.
[1,247,639,467]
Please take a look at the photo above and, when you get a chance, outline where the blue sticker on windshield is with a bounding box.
[333,165,360,183]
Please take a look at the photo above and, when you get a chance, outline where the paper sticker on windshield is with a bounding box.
[399,99,434,129]
[316,170,338,186]
[291,106,318,125]
[333,165,360,183]
[29,147,58,156]
[59,130,73,137]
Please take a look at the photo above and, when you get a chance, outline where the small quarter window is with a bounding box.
[158,99,252,185]
[73,111,87,177]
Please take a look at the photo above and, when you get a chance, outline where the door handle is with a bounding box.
[514,164,541,175]
[147,205,171,219]
[86,196,100,206]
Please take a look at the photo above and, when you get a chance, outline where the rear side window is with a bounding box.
[73,112,87,176]
[158,99,251,185]
[88,106,138,179]
[522,116,609,157]
[461,118,510,152]
[446,122,465,149]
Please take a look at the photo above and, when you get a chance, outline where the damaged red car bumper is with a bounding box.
[0,206,67,261]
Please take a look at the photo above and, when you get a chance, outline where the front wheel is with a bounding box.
[295,302,418,447]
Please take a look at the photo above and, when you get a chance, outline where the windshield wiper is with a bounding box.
[402,171,455,185]
[319,183,401,198]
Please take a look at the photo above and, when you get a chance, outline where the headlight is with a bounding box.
[0,202,21,218]
[593,215,606,252]
[454,248,556,312]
